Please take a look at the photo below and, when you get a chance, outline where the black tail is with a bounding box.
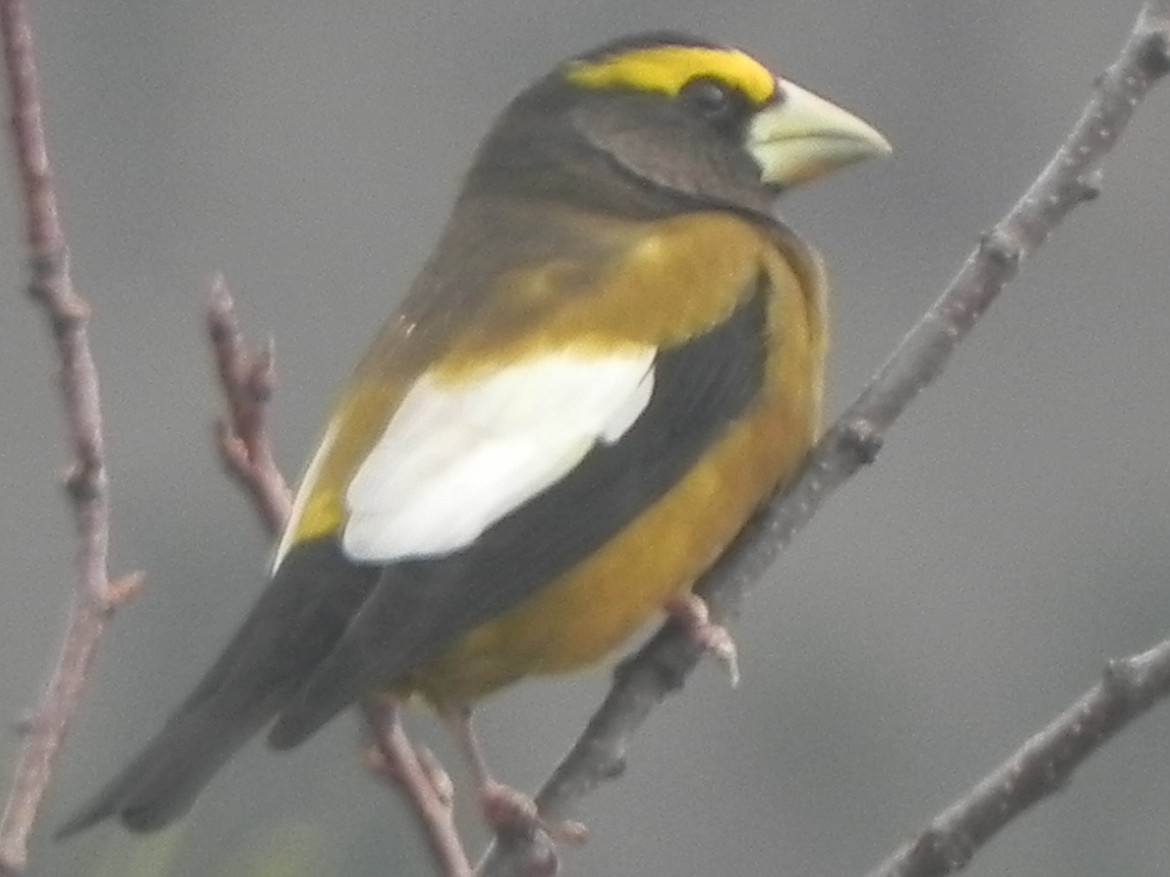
[56,683,282,836]
[56,539,379,837]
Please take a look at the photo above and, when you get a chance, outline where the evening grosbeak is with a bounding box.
[59,31,889,837]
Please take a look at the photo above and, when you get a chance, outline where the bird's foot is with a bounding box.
[479,780,588,846]
[666,593,740,686]
[479,779,537,835]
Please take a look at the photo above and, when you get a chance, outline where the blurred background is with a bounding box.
[2,1,1169,875]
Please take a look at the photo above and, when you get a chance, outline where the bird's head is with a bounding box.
[464,32,891,214]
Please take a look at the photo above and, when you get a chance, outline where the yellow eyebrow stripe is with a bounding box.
[565,46,777,105]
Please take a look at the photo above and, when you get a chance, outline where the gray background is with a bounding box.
[2,1,1169,875]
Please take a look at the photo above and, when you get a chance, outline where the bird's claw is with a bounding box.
[480,781,588,846]
[667,593,740,686]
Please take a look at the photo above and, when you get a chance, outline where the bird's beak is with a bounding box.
[747,79,891,188]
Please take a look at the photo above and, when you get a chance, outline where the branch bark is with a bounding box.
[0,0,144,872]
[477,2,1170,874]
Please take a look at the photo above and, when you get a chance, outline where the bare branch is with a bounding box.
[207,275,293,533]
[864,639,1170,877]
[0,0,144,870]
[477,2,1170,873]
[361,699,473,877]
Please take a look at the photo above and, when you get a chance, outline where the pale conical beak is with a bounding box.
[746,79,891,188]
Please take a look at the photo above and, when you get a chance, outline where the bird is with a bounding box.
[58,31,889,839]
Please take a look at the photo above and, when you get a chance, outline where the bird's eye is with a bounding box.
[680,77,736,120]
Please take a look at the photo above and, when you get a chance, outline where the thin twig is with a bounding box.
[864,639,1170,877]
[361,699,473,877]
[0,0,145,872]
[206,287,475,876]
[477,2,1170,873]
[206,275,293,532]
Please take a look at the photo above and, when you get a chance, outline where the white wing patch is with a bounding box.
[341,348,657,563]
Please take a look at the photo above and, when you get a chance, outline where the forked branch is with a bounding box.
[0,0,144,871]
